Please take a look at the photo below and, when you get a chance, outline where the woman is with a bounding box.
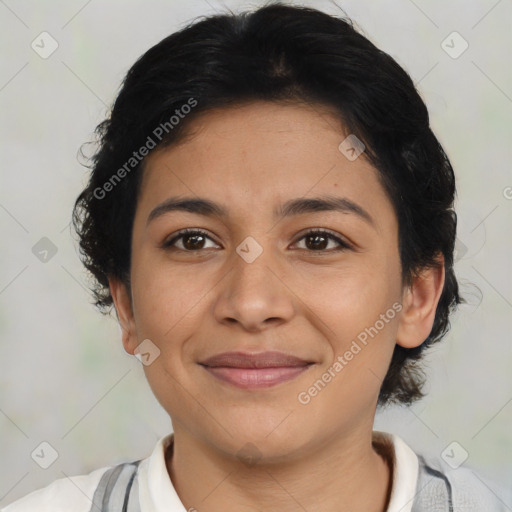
[3,3,509,511]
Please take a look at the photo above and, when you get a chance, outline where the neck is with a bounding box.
[166,427,393,512]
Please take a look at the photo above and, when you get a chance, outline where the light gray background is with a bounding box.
[1,0,511,506]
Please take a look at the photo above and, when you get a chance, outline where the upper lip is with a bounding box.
[200,351,312,369]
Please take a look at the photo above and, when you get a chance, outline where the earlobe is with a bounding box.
[396,255,446,349]
[109,277,138,355]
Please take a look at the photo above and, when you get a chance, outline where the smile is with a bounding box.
[201,365,313,389]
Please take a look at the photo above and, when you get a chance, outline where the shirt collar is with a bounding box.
[375,430,420,512]
[143,433,185,511]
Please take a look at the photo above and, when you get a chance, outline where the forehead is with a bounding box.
[137,101,393,226]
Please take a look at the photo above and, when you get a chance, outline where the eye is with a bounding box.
[161,228,352,253]
[293,229,352,252]
[162,229,219,251]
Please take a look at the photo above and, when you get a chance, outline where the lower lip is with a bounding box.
[202,365,312,389]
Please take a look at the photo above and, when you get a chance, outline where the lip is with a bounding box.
[200,351,311,368]
[199,351,314,389]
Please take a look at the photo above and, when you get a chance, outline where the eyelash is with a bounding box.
[161,228,352,253]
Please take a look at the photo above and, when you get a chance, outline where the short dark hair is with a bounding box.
[72,2,463,406]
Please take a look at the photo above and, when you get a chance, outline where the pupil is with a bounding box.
[184,234,204,250]
[308,234,327,250]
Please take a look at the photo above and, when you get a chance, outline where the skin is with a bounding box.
[110,101,445,512]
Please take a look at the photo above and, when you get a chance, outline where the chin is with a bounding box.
[220,421,311,461]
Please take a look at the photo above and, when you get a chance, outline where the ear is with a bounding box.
[396,254,445,349]
[109,277,138,355]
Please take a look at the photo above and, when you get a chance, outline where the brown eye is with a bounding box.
[294,230,351,252]
[181,233,206,250]
[305,233,329,250]
[162,229,219,251]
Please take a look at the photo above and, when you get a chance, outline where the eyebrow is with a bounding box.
[146,195,375,228]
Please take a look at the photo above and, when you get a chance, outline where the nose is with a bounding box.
[212,240,296,332]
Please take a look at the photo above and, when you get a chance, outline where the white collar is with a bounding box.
[137,434,184,510]
[139,430,419,512]
[376,431,420,512]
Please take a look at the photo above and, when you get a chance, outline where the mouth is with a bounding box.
[199,351,314,389]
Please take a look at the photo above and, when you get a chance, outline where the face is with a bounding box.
[111,101,443,462]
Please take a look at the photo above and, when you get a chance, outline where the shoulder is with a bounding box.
[1,435,171,512]
[415,454,511,512]
[1,465,113,512]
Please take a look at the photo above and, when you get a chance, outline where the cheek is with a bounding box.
[130,262,204,409]
[300,257,401,378]
[130,248,212,339]
[298,256,400,326]
[301,272,401,418]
